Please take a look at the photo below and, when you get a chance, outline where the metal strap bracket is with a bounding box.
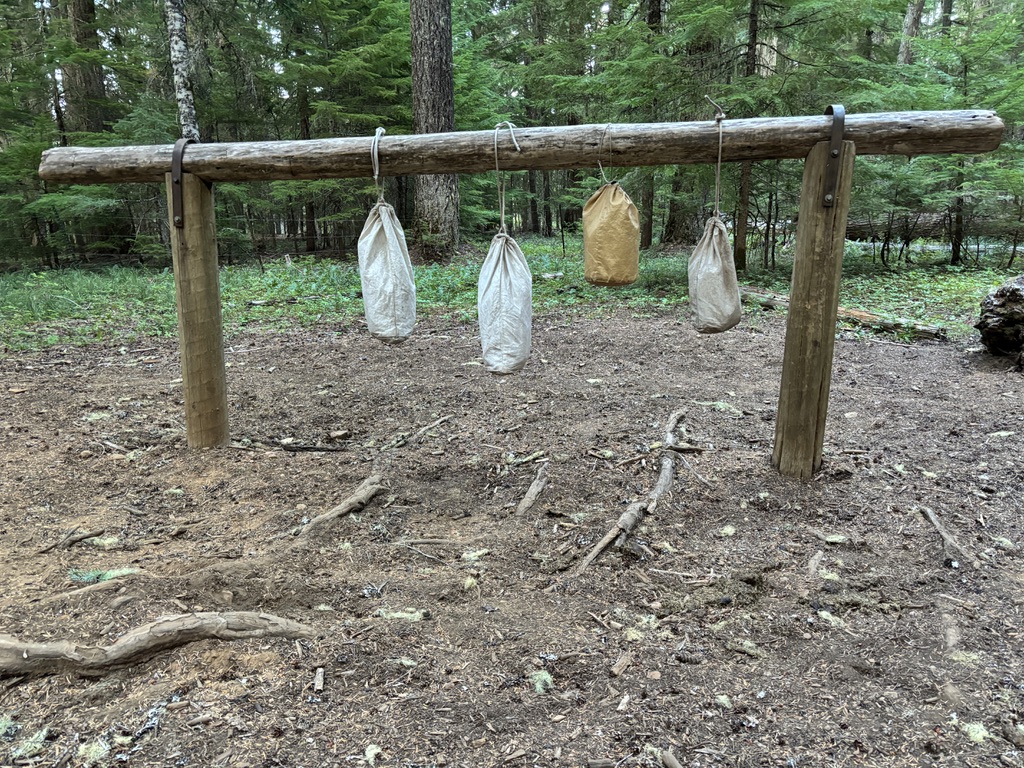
[171,138,196,228]
[822,104,845,208]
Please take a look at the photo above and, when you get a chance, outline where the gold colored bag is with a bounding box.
[583,182,640,287]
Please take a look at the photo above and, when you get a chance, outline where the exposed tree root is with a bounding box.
[0,611,314,678]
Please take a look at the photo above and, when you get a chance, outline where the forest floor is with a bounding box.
[1,308,1023,768]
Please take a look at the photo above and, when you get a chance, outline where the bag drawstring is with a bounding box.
[493,121,521,234]
[371,127,386,203]
[705,95,726,219]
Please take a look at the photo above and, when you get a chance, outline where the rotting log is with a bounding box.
[39,110,1002,184]
[773,140,856,480]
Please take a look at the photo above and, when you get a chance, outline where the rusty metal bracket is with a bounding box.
[822,104,845,208]
[171,138,196,228]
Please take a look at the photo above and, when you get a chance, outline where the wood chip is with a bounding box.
[313,667,325,692]
[610,653,633,677]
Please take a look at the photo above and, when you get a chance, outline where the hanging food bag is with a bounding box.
[583,182,640,287]
[688,216,741,333]
[357,200,416,344]
[478,232,532,374]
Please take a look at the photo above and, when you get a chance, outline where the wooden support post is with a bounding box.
[773,140,855,479]
[165,172,229,448]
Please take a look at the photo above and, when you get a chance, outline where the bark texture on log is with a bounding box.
[975,275,1024,358]
[0,612,314,678]
[39,110,1004,185]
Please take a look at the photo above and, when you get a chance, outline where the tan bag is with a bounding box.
[357,201,416,344]
[478,233,532,373]
[688,216,741,333]
[583,182,639,286]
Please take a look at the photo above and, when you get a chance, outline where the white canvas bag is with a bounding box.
[357,128,416,344]
[688,215,741,333]
[357,200,416,343]
[478,232,532,373]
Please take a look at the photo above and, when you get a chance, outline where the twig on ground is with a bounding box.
[0,611,313,678]
[381,416,452,451]
[575,409,686,574]
[284,474,383,541]
[920,507,980,569]
[515,462,549,514]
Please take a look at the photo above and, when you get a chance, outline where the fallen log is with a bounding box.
[0,611,314,678]
[741,287,948,341]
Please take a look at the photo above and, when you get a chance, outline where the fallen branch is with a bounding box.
[38,528,107,554]
[741,287,948,341]
[0,611,313,678]
[288,474,383,540]
[246,294,322,307]
[515,462,549,514]
[575,410,686,574]
[920,507,980,570]
[381,416,453,451]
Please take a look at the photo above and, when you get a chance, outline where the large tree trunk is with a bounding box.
[410,0,459,261]
[165,0,200,142]
[733,0,760,273]
[898,0,926,65]
[61,0,107,135]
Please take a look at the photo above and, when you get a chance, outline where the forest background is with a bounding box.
[0,0,1022,277]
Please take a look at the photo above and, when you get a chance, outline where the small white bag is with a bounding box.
[478,232,532,373]
[688,216,741,333]
[357,200,416,344]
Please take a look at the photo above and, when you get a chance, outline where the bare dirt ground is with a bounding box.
[1,309,1023,768]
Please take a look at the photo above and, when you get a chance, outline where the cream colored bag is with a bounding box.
[478,232,532,373]
[583,182,640,286]
[688,216,741,333]
[357,200,416,344]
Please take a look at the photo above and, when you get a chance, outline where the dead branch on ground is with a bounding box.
[575,410,686,574]
[515,462,549,514]
[0,611,313,678]
[283,474,383,541]
[920,507,980,569]
[38,528,107,554]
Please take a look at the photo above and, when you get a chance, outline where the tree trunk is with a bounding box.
[898,0,926,65]
[165,0,200,142]
[733,0,759,272]
[941,0,954,32]
[542,171,553,237]
[61,0,107,135]
[639,172,654,249]
[527,171,540,233]
[734,162,751,272]
[410,0,459,261]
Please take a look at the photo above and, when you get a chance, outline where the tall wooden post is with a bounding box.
[772,139,856,479]
[165,171,229,448]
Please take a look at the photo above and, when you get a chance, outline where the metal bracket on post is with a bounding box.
[171,138,196,228]
[822,104,845,208]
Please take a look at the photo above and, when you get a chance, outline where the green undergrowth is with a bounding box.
[0,235,1017,353]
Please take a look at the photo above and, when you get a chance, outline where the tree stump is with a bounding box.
[975,276,1024,362]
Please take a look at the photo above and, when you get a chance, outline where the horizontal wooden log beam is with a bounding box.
[38,110,1002,185]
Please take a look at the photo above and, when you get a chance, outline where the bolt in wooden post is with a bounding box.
[773,139,856,479]
[165,172,229,448]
